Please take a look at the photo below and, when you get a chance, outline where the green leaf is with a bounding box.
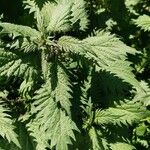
[71,0,89,30]
[46,0,73,32]
[0,23,41,38]
[54,63,72,115]
[0,50,38,78]
[135,124,147,136]
[0,100,20,148]
[0,122,36,150]
[9,38,38,53]
[132,81,150,106]
[28,63,78,149]
[89,127,106,150]
[110,142,136,150]
[29,0,89,32]
[58,32,141,90]
[94,100,150,126]
[50,111,78,150]
[133,15,150,32]
[58,36,86,55]
[0,48,38,98]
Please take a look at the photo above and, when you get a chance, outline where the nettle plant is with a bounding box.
[0,0,150,150]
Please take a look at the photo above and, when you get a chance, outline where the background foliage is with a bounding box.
[0,0,150,150]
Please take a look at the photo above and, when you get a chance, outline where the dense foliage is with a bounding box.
[0,0,150,150]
